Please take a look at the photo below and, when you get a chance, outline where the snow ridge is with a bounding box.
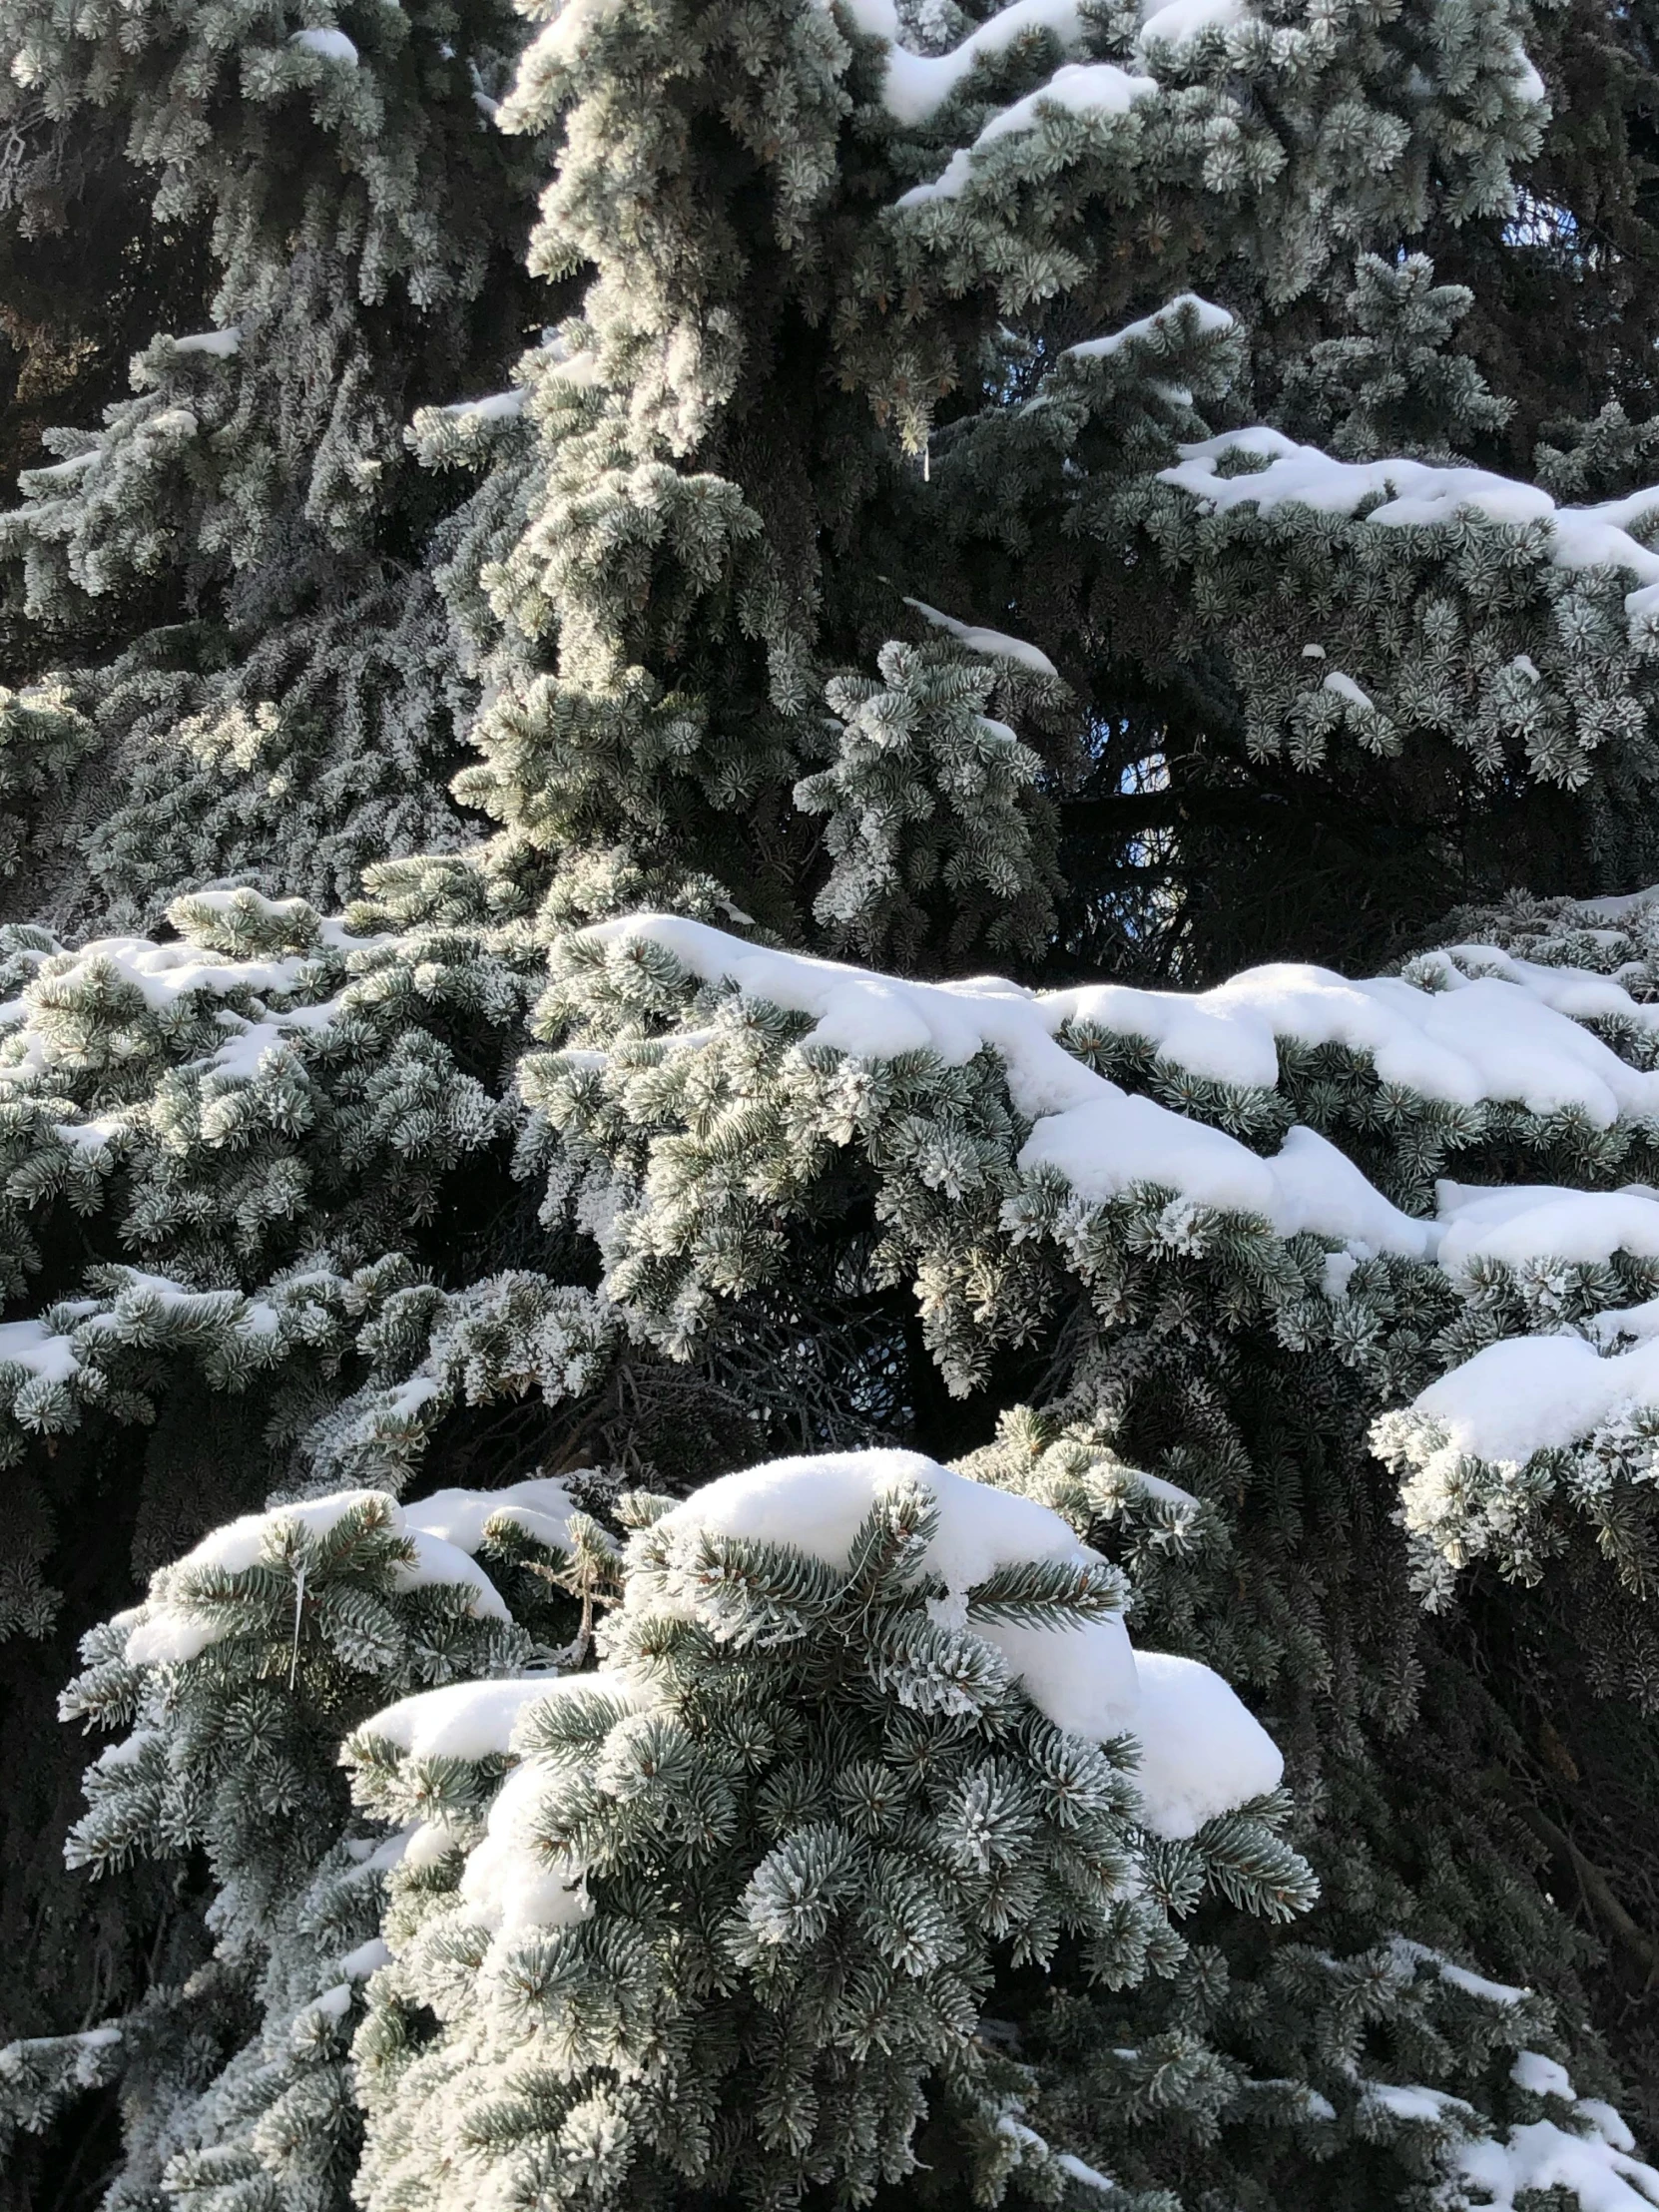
[1162,428,1659,636]
[579,914,1659,1266]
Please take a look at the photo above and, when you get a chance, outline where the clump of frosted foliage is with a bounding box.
[19,1484,581,2210]
[344,1449,1307,2212]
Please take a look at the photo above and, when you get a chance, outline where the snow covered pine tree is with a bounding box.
[5,0,1659,2201]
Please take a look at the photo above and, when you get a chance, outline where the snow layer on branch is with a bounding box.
[344,1451,1284,1975]
[172,329,242,358]
[586,914,1109,1113]
[1387,1334,1659,1469]
[661,1445,1088,1582]
[0,1319,82,1383]
[0,912,396,1093]
[1587,1296,1659,1346]
[1323,672,1374,711]
[1135,0,1246,48]
[1129,1651,1282,1839]
[360,1674,644,1934]
[835,0,1088,124]
[364,1673,623,1763]
[289,26,359,63]
[207,996,346,1081]
[1098,959,1659,1120]
[1449,2060,1659,2212]
[1413,943,1659,1033]
[1388,1936,1529,2007]
[1434,1182,1659,1275]
[595,915,1659,1130]
[1161,429,1659,633]
[0,937,346,1090]
[979,59,1156,137]
[583,917,1659,1262]
[654,1447,1138,1737]
[1381,1192,1659,1480]
[438,389,528,423]
[895,61,1157,203]
[1066,293,1235,361]
[396,1533,510,1616]
[905,597,1059,677]
[1579,885,1659,922]
[652,1449,1282,1833]
[1346,2042,1656,2210]
[460,1756,597,1933]
[401,1475,579,1556]
[1021,1107,1429,1253]
[4,936,317,1021]
[122,1484,562,1667]
[1513,2052,1576,2099]
[840,0,1274,136]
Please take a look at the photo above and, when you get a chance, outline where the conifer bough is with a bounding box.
[2,0,1659,2201]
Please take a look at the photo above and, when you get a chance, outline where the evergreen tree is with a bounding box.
[4,0,1659,2205]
